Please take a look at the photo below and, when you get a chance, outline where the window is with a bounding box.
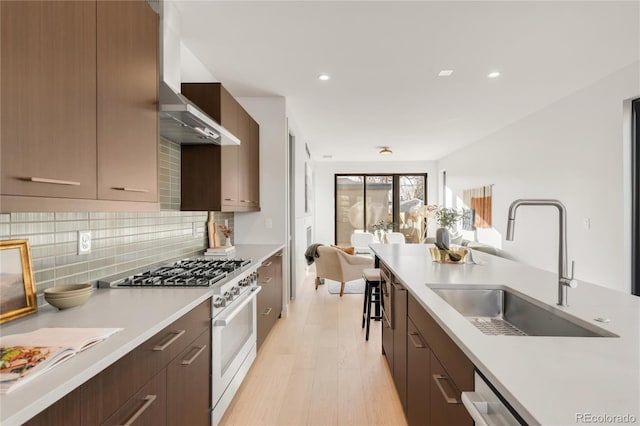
[334,173,427,245]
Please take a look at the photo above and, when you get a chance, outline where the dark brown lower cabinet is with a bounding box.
[406,318,430,426]
[406,291,474,426]
[23,388,82,426]
[430,352,472,426]
[24,300,211,425]
[102,370,167,426]
[257,251,283,350]
[167,330,211,426]
[392,281,408,410]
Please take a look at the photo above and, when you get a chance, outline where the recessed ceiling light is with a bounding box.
[322,155,333,159]
[487,71,501,79]
[438,70,454,77]
[318,74,331,81]
[379,146,392,155]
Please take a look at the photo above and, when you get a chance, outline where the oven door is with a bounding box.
[211,286,261,407]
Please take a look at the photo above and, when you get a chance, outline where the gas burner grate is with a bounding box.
[467,317,527,336]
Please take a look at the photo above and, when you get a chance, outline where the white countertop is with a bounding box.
[371,244,640,425]
[0,243,284,426]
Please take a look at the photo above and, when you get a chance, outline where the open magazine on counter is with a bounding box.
[0,328,122,394]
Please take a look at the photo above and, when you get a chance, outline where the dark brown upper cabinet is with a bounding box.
[97,0,159,203]
[1,1,98,201]
[180,83,260,212]
[0,0,159,212]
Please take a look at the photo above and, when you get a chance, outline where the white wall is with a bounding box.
[234,97,287,246]
[286,111,314,296]
[437,62,640,293]
[314,160,439,245]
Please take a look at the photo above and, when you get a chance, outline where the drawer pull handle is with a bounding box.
[262,308,272,316]
[181,344,207,365]
[433,374,461,404]
[224,198,236,201]
[275,252,284,257]
[117,394,157,426]
[408,331,426,348]
[153,329,185,351]
[241,200,250,203]
[112,187,150,193]
[262,261,273,267]
[260,277,273,284]
[28,177,80,186]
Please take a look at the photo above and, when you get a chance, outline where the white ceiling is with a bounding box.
[177,1,640,162]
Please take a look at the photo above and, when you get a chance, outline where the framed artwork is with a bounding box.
[0,240,37,324]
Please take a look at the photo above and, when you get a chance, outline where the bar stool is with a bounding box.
[362,268,382,341]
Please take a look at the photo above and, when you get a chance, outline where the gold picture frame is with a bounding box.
[0,239,38,324]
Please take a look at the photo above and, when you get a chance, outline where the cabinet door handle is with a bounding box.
[117,395,157,426]
[260,277,273,284]
[224,198,236,201]
[28,177,80,186]
[433,374,461,404]
[152,329,185,351]
[112,187,150,193]
[408,331,426,349]
[275,252,284,257]
[262,307,272,316]
[241,200,250,203]
[262,261,273,267]
[181,344,207,365]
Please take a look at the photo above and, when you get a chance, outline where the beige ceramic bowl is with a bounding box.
[44,284,93,297]
[44,285,93,309]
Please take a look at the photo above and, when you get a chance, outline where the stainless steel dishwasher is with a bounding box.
[461,371,523,425]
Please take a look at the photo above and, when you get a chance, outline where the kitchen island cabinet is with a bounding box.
[372,243,640,425]
[0,0,159,212]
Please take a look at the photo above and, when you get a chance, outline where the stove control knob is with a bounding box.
[231,286,241,295]
[213,298,225,308]
[224,291,233,301]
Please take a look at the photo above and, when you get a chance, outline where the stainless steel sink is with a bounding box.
[428,286,618,337]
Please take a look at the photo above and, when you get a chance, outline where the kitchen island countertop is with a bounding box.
[371,243,640,425]
[0,243,284,426]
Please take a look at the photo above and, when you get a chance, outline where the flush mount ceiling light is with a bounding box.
[322,154,333,159]
[438,70,454,77]
[379,146,393,155]
[318,74,331,81]
[487,71,501,79]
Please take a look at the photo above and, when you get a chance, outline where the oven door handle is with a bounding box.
[213,287,261,327]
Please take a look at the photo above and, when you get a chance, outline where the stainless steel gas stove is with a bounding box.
[98,255,262,424]
[97,258,252,288]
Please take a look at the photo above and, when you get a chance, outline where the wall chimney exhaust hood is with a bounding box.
[159,82,240,145]
[158,0,239,146]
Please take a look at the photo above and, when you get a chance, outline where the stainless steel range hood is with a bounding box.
[158,0,239,146]
[159,82,240,146]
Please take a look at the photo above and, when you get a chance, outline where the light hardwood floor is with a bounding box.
[219,267,408,426]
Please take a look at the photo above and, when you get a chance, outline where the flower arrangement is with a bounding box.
[433,207,468,230]
[218,225,233,238]
[370,220,395,232]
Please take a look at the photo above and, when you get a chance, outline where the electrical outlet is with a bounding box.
[78,230,91,254]
[265,218,273,229]
[583,218,591,230]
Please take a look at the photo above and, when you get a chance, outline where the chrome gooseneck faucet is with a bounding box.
[506,199,578,307]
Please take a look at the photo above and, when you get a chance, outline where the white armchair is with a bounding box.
[315,246,374,296]
[385,232,406,244]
